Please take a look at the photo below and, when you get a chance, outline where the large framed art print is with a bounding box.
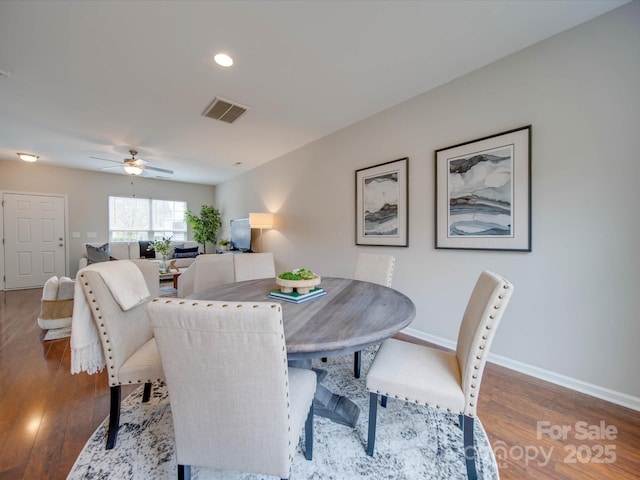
[356,157,408,247]
[435,126,531,251]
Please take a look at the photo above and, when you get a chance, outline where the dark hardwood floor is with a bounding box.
[1,288,638,479]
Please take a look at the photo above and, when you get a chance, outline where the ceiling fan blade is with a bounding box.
[99,165,123,171]
[145,165,174,174]
[90,156,121,164]
[92,154,173,175]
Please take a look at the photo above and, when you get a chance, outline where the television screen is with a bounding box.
[230,218,252,252]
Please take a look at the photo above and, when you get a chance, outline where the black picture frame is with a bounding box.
[355,157,409,247]
[435,126,531,251]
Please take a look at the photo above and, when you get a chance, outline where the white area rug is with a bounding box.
[67,349,498,479]
[43,325,72,341]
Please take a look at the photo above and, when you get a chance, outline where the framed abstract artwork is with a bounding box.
[355,157,408,247]
[435,126,531,251]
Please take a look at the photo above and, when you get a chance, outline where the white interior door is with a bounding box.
[3,193,67,289]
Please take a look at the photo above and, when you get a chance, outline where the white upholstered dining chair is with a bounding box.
[176,253,235,297]
[77,259,164,449]
[351,252,395,378]
[365,270,513,480]
[233,251,276,282]
[148,298,317,480]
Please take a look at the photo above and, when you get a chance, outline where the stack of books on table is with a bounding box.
[268,287,327,304]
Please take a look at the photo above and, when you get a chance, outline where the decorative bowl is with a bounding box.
[275,275,321,294]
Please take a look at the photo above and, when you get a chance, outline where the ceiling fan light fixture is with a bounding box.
[214,53,233,67]
[123,163,143,176]
[17,152,39,162]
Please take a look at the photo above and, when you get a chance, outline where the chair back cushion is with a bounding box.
[176,254,235,297]
[456,270,513,416]
[193,254,235,291]
[148,299,299,477]
[233,252,276,282]
[130,259,160,298]
[353,253,395,287]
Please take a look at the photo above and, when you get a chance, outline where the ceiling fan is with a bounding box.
[91,149,174,176]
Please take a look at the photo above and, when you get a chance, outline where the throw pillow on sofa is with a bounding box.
[173,246,199,258]
[86,243,110,264]
[138,240,156,259]
[42,275,60,301]
[57,277,75,299]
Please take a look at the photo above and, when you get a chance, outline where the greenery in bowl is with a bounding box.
[148,236,173,257]
[278,268,316,280]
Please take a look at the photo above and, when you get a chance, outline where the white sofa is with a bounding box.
[79,241,200,270]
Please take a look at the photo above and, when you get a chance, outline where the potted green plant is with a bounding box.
[184,205,221,254]
[218,238,230,251]
[148,236,173,273]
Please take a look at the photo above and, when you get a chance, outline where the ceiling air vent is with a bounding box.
[202,97,248,124]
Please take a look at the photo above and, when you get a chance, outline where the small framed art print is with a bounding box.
[355,157,408,247]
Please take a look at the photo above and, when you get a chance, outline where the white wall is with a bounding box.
[0,160,215,280]
[215,3,640,405]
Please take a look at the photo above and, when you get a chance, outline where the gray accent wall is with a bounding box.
[214,3,640,403]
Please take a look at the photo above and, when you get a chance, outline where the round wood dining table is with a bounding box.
[188,276,416,427]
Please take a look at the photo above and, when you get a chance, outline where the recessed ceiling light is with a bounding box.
[17,152,39,162]
[214,53,233,67]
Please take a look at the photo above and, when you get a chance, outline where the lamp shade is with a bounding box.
[249,212,274,229]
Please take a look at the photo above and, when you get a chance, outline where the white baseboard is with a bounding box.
[401,327,640,412]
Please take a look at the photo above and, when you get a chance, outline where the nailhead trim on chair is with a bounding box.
[81,274,119,386]
[463,281,510,414]
[365,386,463,413]
[158,299,282,312]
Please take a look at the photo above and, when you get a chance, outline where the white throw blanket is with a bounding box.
[70,260,151,375]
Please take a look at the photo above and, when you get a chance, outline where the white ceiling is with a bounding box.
[0,0,627,185]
